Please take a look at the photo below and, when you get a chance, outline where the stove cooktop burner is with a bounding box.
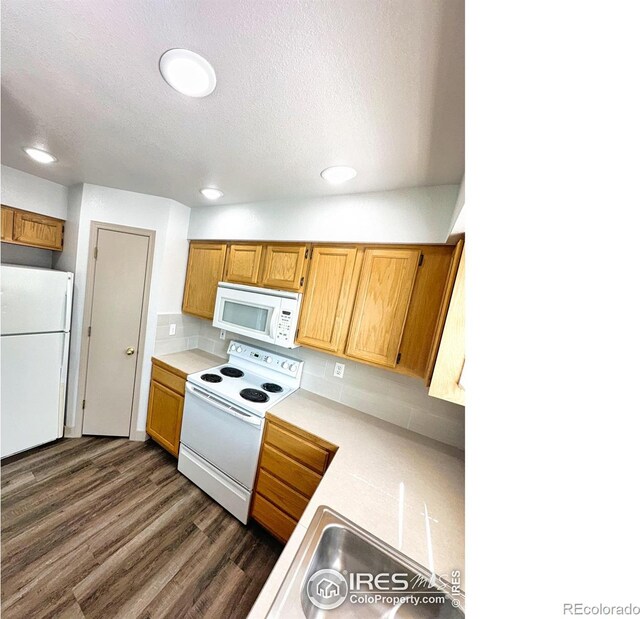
[220,367,244,378]
[240,388,269,403]
[201,373,222,383]
[261,382,283,393]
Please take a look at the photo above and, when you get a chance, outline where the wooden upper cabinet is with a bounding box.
[345,248,420,367]
[225,244,263,285]
[429,246,465,406]
[1,205,64,251]
[297,246,361,353]
[1,206,14,241]
[396,244,460,377]
[424,239,464,384]
[182,242,227,319]
[261,244,308,292]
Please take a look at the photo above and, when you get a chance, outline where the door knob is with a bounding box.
[125,347,135,356]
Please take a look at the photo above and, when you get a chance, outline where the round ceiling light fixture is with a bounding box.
[320,165,357,184]
[200,187,224,200]
[159,49,217,97]
[23,147,57,164]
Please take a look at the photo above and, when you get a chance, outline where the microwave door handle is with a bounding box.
[269,307,279,339]
[187,384,262,427]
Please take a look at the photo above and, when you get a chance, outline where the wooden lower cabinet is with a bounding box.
[251,415,337,543]
[146,360,186,456]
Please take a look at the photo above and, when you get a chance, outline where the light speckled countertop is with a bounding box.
[153,349,465,618]
[152,349,225,377]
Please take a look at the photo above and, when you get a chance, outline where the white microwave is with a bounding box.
[213,282,302,348]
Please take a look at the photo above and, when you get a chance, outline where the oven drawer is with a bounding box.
[178,444,252,524]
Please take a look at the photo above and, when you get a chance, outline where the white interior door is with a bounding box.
[1,332,65,458]
[82,228,150,436]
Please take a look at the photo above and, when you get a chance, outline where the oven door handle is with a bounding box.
[186,383,263,427]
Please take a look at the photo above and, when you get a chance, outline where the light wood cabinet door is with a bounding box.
[182,242,227,319]
[297,246,360,353]
[429,247,465,405]
[261,244,308,291]
[345,248,420,367]
[146,380,184,457]
[12,209,64,250]
[1,206,14,241]
[225,244,263,285]
[397,244,460,377]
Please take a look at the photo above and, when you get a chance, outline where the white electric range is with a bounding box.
[178,340,304,524]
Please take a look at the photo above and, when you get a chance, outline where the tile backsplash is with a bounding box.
[155,312,465,450]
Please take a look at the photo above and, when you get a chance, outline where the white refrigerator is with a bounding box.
[1,264,74,458]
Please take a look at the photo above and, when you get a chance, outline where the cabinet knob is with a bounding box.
[125,347,135,356]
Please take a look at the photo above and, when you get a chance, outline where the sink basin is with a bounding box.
[267,506,464,618]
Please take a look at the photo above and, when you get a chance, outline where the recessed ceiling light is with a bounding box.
[320,165,357,184]
[23,147,57,164]
[159,49,216,98]
[200,188,224,200]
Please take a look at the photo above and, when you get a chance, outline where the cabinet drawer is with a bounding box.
[255,467,309,520]
[261,444,322,498]
[265,422,329,474]
[151,364,185,395]
[252,493,297,543]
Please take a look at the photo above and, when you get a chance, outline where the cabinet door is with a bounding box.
[397,244,460,377]
[225,244,263,285]
[297,246,360,352]
[345,248,420,367]
[146,380,184,457]
[429,247,465,405]
[12,210,63,250]
[182,242,227,319]
[261,244,308,291]
[1,206,14,241]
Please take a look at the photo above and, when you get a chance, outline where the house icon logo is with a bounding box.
[306,568,348,610]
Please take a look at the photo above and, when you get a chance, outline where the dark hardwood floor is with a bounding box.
[1,437,282,618]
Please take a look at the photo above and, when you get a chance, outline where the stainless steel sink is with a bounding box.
[267,506,464,618]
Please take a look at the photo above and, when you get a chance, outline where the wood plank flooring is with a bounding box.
[1,437,282,618]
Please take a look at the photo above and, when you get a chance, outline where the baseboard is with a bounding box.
[129,429,149,442]
[64,426,82,438]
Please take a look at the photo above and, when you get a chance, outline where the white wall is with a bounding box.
[1,165,68,219]
[1,244,53,267]
[63,184,190,435]
[188,185,459,243]
[447,176,465,241]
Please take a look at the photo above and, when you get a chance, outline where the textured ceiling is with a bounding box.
[1,0,464,207]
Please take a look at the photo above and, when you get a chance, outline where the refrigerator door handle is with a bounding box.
[64,273,74,333]
[58,331,71,438]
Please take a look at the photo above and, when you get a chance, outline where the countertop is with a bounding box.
[153,349,465,618]
[152,349,225,377]
[251,390,464,617]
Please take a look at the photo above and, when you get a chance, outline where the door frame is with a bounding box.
[76,221,155,440]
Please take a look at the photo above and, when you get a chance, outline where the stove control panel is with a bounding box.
[227,341,303,378]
